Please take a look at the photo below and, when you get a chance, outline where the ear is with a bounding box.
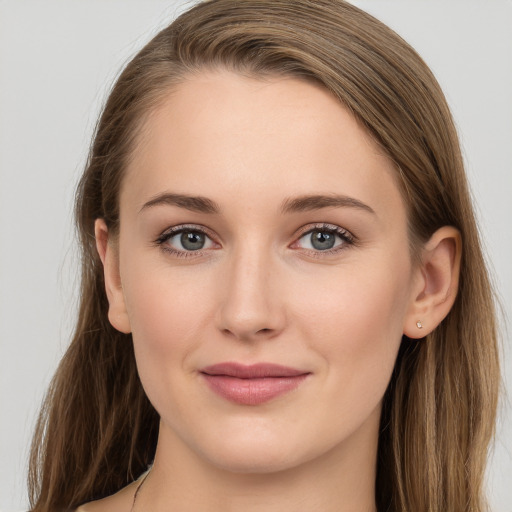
[95,219,131,334]
[403,226,462,338]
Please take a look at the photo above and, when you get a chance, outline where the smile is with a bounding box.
[200,362,311,405]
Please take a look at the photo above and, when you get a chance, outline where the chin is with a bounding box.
[208,451,300,475]
[197,432,311,475]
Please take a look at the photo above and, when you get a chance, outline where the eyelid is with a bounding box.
[294,222,354,240]
[290,222,356,254]
[154,222,356,258]
[157,223,218,242]
[154,224,220,258]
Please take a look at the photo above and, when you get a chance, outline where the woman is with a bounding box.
[28,1,500,511]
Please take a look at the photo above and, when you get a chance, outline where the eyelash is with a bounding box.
[154,224,218,259]
[154,222,356,259]
[293,223,355,257]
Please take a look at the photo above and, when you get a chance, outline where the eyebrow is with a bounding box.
[280,194,375,215]
[139,192,375,216]
[140,193,220,214]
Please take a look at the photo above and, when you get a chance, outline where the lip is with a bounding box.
[200,362,311,405]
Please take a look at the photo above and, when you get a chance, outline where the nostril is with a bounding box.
[220,326,275,341]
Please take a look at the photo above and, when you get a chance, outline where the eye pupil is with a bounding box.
[181,231,205,250]
[310,230,335,250]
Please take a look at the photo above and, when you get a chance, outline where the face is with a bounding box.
[107,70,422,474]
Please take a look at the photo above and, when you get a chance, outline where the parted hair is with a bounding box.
[28,1,500,511]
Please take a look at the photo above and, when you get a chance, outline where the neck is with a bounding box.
[138,413,380,512]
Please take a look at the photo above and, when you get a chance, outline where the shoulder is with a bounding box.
[73,479,139,512]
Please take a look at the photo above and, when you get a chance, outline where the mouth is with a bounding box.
[200,362,311,406]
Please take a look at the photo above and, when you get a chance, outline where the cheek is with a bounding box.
[121,257,215,379]
[296,256,412,404]
[120,260,221,424]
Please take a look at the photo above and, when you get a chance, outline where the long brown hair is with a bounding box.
[28,1,500,510]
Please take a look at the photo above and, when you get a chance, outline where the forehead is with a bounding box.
[121,70,404,225]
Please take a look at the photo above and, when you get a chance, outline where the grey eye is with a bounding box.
[165,230,214,252]
[309,230,336,250]
[180,231,206,251]
[296,227,348,252]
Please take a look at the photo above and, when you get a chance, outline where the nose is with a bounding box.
[215,246,286,342]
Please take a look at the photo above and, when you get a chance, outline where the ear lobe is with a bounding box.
[94,219,131,334]
[403,226,462,339]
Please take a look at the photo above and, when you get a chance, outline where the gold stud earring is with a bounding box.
[416,321,423,329]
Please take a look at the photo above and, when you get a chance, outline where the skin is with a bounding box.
[82,70,461,512]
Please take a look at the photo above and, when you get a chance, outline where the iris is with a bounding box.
[310,231,336,250]
[181,231,206,251]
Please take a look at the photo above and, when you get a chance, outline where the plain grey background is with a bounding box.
[0,1,511,511]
